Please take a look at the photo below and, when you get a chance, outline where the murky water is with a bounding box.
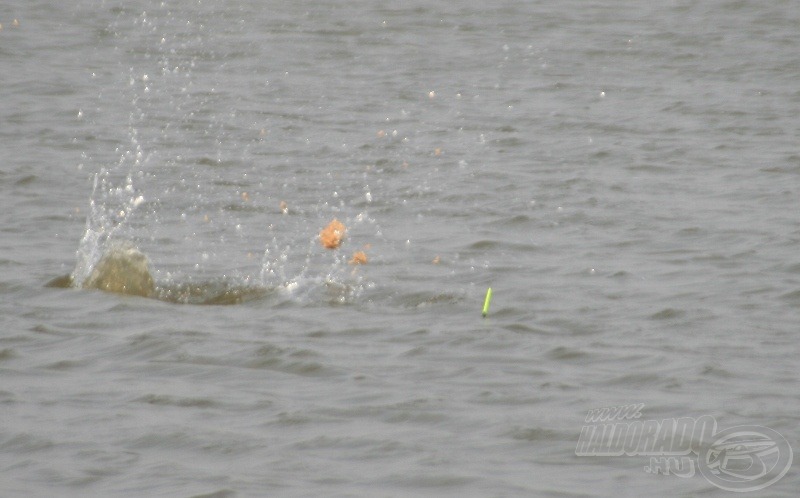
[2,0,798,495]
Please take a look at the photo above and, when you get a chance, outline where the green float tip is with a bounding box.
[482,287,493,317]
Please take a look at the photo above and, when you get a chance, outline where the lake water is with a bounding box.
[1,0,798,496]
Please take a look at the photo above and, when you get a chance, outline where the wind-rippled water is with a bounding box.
[2,0,798,496]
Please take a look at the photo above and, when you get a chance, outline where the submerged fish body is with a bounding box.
[81,241,155,298]
[49,237,362,305]
[47,241,268,304]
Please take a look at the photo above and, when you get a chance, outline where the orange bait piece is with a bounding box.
[320,218,346,249]
[349,251,367,265]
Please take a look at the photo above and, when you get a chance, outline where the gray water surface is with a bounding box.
[2,0,799,496]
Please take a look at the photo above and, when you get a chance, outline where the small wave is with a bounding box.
[649,307,686,320]
[154,280,270,305]
[135,394,218,408]
[399,290,466,309]
[47,272,272,306]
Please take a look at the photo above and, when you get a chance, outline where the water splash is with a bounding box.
[65,2,386,306]
[259,213,376,304]
[71,159,147,288]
